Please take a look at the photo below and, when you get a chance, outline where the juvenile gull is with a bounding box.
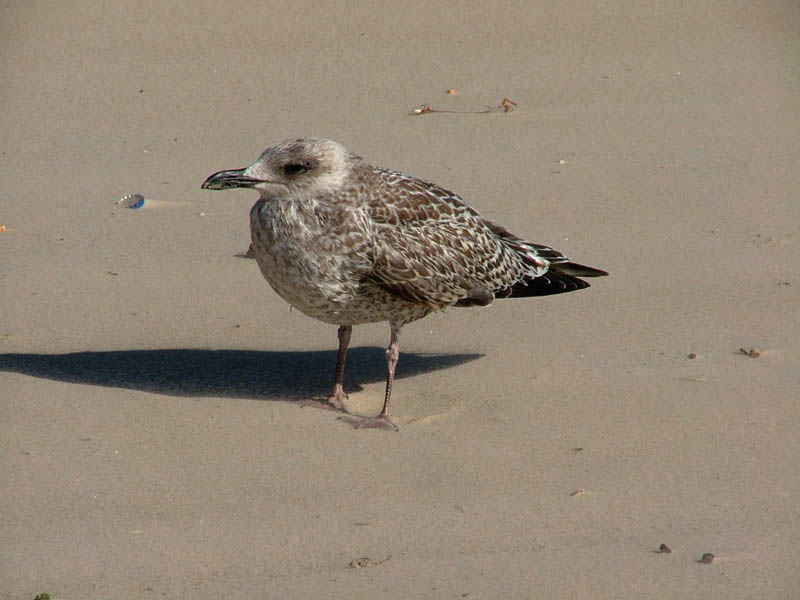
[202,137,607,429]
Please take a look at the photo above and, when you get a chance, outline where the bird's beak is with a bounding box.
[201,168,265,190]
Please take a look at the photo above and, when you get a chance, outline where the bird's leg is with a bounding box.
[327,324,352,410]
[379,326,400,418]
[339,325,400,431]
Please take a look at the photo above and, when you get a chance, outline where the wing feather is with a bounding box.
[364,169,526,305]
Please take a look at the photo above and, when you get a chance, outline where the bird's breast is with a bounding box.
[248,197,375,320]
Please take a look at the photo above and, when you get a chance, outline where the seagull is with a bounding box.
[202,137,607,429]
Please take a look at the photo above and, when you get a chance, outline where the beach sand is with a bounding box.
[2,2,799,598]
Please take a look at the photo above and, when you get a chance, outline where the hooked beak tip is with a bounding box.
[201,168,263,190]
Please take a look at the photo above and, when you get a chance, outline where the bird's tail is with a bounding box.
[483,217,608,298]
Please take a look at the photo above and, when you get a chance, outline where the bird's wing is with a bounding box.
[369,218,527,306]
[363,168,607,305]
[365,169,530,305]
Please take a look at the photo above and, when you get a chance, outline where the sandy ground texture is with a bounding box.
[2,1,799,598]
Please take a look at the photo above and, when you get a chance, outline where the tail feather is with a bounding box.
[480,216,608,299]
[483,218,608,277]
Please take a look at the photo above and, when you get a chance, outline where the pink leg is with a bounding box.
[378,326,400,418]
[327,324,352,409]
[339,324,400,431]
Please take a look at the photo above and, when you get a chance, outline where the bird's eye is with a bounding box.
[284,162,310,175]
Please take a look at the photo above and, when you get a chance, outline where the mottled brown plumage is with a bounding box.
[201,137,607,429]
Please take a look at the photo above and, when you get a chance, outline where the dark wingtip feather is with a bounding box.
[556,262,609,278]
[497,269,593,298]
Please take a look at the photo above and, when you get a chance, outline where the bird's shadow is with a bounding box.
[0,348,482,401]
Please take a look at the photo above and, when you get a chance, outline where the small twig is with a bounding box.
[349,555,392,569]
[411,104,491,115]
[411,96,517,115]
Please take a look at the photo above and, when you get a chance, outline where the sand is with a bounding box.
[2,1,799,598]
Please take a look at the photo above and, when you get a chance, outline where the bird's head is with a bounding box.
[201,137,356,197]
